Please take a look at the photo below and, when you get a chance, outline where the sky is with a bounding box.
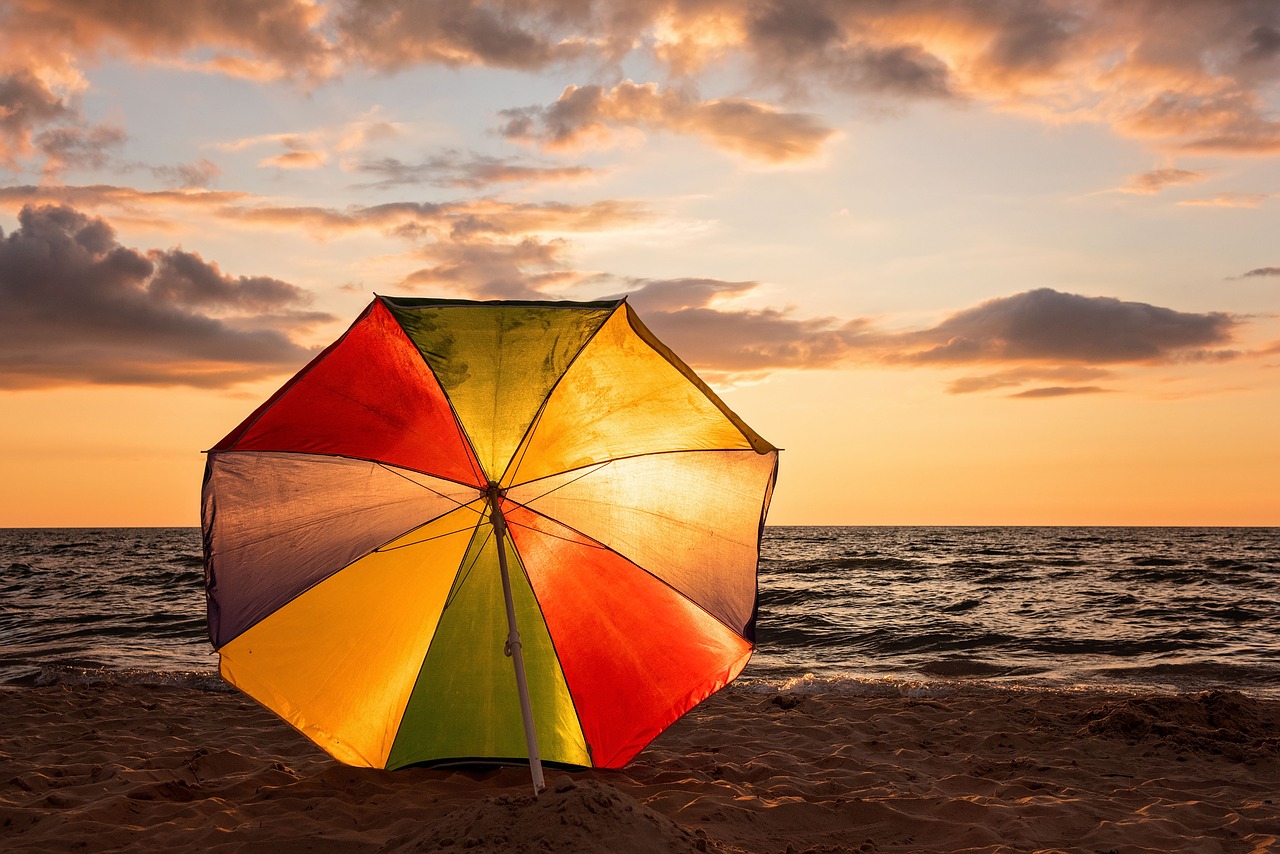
[0,0,1277,527]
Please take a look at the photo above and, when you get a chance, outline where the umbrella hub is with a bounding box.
[485,481,506,531]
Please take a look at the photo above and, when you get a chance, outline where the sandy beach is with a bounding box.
[2,684,1277,853]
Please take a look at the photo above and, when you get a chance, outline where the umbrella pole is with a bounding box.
[489,489,546,795]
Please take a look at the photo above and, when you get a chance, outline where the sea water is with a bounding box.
[1,526,1276,698]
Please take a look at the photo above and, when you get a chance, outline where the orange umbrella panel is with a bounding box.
[201,296,778,773]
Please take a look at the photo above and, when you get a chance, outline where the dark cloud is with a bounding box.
[1239,266,1280,277]
[333,0,584,72]
[839,44,954,98]
[746,2,841,59]
[744,2,953,99]
[499,82,836,162]
[608,283,1249,392]
[617,277,756,313]
[150,158,221,188]
[355,152,595,189]
[896,289,1237,365]
[0,70,69,166]
[981,2,1082,78]
[1243,24,1280,63]
[0,204,324,389]
[400,237,578,299]
[618,277,872,371]
[35,124,127,175]
[146,249,308,311]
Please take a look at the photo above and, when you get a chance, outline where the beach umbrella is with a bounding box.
[201,296,778,790]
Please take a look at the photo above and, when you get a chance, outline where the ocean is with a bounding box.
[1,526,1277,698]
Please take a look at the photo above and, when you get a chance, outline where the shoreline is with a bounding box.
[3,684,1277,852]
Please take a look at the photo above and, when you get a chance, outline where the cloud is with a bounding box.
[617,277,872,371]
[215,132,330,170]
[1238,266,1280,278]
[1121,167,1206,194]
[891,288,1238,365]
[6,1,1280,171]
[400,237,582,300]
[0,184,251,223]
[0,183,648,241]
[743,4,954,99]
[221,198,650,242]
[1178,192,1275,208]
[333,0,588,72]
[354,152,596,189]
[0,204,325,390]
[499,82,837,163]
[0,0,333,83]
[35,123,127,177]
[259,145,328,170]
[946,366,1112,395]
[1,185,1251,393]
[0,184,653,305]
[614,283,1240,381]
[150,158,222,188]
[1009,386,1112,399]
[0,70,69,167]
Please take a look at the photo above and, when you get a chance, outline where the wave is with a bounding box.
[1,664,231,692]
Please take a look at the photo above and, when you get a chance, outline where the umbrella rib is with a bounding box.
[497,300,624,487]
[501,391,544,486]
[501,514,609,550]
[373,462,483,508]
[504,460,612,506]
[506,505,752,640]
[506,446,769,491]
[442,524,494,612]
[374,517,485,552]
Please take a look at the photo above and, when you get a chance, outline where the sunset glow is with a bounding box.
[1,1,1277,527]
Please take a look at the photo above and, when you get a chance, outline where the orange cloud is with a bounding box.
[499,81,836,162]
[1178,192,1275,208]
[1009,386,1112,399]
[0,183,648,241]
[0,0,332,83]
[219,198,650,242]
[0,184,252,229]
[258,148,328,170]
[947,366,1113,395]
[1121,167,1206,194]
[6,1,1280,171]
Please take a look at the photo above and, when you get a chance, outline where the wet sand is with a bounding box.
[2,684,1277,852]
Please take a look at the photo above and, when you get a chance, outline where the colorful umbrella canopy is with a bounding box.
[201,296,778,784]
